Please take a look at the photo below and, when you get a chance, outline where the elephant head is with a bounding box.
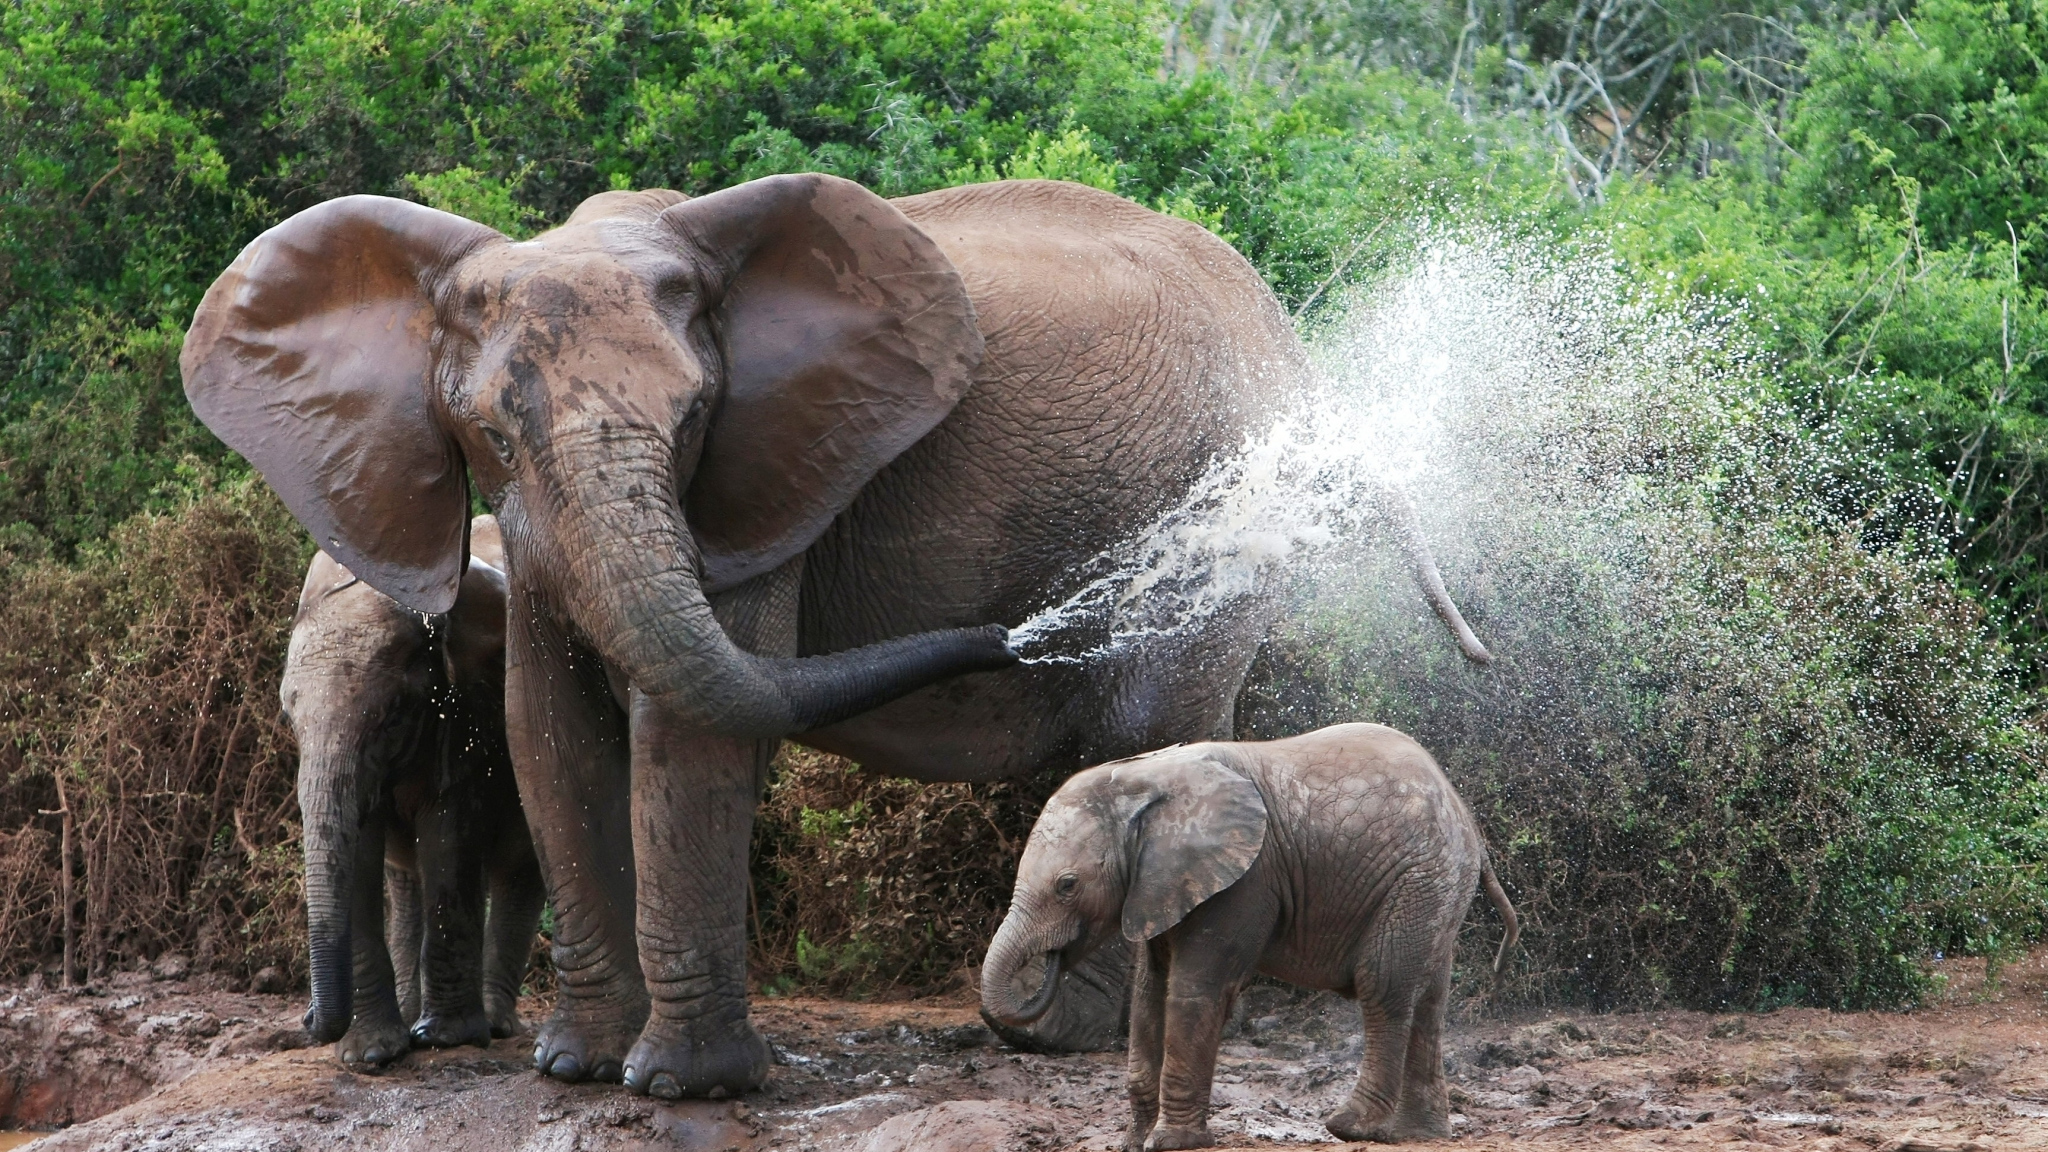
[189,176,1015,739]
[980,749,1268,1027]
[281,540,505,1042]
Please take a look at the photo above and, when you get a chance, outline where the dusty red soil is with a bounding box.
[5,947,2045,1150]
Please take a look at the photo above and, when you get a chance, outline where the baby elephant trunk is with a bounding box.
[979,913,1066,1026]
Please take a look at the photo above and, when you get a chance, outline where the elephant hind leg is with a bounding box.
[1387,961,1454,1139]
[1326,873,1454,1142]
[339,812,411,1069]
[1325,990,1416,1142]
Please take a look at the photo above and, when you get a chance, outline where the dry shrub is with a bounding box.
[0,472,308,981]
[748,746,1051,996]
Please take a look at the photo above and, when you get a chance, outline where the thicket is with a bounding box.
[1,0,2045,1007]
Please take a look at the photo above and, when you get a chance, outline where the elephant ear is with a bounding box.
[659,174,984,592]
[1113,751,1270,943]
[182,195,504,613]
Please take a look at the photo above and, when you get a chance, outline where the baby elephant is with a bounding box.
[981,723,1517,1149]
[282,515,542,1067]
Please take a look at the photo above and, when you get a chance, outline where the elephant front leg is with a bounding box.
[409,790,492,1049]
[620,696,774,1100]
[482,843,546,1038]
[384,856,423,1027]
[1125,939,1169,1152]
[1149,903,1267,1152]
[339,813,411,1069]
[509,609,646,1082]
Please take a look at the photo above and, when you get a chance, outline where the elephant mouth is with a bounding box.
[1007,949,1065,1025]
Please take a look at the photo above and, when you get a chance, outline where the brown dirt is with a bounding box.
[7,947,2047,1151]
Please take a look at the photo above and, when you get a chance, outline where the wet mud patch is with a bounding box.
[9,947,2048,1150]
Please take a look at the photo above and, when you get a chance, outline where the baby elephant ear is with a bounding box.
[182,196,503,614]
[442,554,508,688]
[1113,752,1270,942]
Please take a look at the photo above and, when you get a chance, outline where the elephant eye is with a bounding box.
[1054,874,1078,898]
[482,426,514,464]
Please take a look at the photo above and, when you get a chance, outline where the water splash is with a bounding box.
[1007,245,1501,665]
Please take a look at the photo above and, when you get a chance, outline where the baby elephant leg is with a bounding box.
[385,858,424,1027]
[1148,925,1260,1150]
[1387,960,1454,1138]
[481,850,545,1039]
[1327,984,1419,1141]
[410,793,493,1048]
[1124,939,1168,1152]
[1328,875,1454,1142]
[338,812,411,1069]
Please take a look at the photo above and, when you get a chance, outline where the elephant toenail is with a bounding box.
[548,1053,583,1080]
[649,1072,682,1100]
[708,1085,729,1100]
[591,1059,623,1082]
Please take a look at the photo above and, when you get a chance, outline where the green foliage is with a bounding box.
[1791,0,2048,284]
[0,0,2043,1007]
[1602,5,2048,656]
[0,0,1514,553]
[0,313,228,562]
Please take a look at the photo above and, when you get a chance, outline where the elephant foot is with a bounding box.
[1146,1123,1216,1151]
[1326,1106,1402,1143]
[621,1017,772,1100]
[534,1006,638,1083]
[485,994,522,1039]
[1347,1114,1450,1143]
[337,1014,412,1070]
[411,1006,494,1049]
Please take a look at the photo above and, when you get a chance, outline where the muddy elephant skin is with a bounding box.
[183,175,1490,1098]
[981,723,1518,1150]
[283,515,542,1069]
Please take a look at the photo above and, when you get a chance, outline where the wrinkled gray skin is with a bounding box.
[282,515,543,1069]
[185,177,1490,1095]
[981,723,1518,1149]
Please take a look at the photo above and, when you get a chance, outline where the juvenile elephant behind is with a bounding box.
[282,515,543,1067]
[981,723,1517,1149]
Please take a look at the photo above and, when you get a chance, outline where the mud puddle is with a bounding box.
[6,948,2046,1150]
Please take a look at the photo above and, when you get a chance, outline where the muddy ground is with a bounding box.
[3,948,2044,1151]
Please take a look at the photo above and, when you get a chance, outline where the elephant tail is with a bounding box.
[1480,857,1519,984]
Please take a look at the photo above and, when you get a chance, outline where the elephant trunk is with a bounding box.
[296,727,359,1043]
[979,902,1066,1027]
[1386,486,1493,666]
[546,437,1015,737]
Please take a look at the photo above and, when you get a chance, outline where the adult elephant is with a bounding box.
[183,175,1488,1100]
